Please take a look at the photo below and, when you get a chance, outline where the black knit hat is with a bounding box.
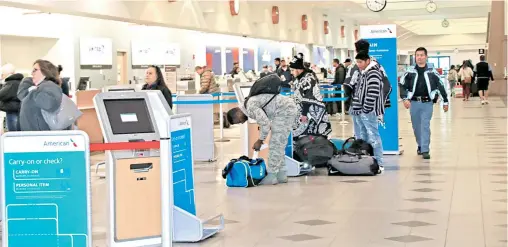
[289,53,305,69]
[355,39,370,53]
[355,51,370,60]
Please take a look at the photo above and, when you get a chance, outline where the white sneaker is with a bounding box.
[377,166,385,174]
[485,100,489,104]
[481,100,485,105]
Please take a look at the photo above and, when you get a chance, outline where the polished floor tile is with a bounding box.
[6,97,505,247]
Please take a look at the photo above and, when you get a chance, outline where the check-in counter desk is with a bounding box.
[76,89,103,144]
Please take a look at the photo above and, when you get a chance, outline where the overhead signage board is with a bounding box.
[80,37,113,69]
[1,131,92,247]
[360,24,400,154]
[131,41,181,68]
[169,114,196,215]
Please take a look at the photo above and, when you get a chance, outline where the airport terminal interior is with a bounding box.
[0,0,507,247]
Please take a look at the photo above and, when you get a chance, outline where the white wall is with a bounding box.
[427,50,483,67]
[399,33,487,51]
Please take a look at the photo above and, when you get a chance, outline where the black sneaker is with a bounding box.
[417,147,422,155]
[422,152,431,159]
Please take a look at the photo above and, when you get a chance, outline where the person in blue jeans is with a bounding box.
[399,47,449,159]
[349,51,385,173]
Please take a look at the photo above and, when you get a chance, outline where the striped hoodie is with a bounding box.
[349,61,385,116]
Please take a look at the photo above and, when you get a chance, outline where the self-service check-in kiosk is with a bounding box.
[94,91,223,246]
[233,83,308,177]
[102,85,137,92]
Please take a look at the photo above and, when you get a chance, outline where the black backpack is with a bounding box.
[342,137,374,156]
[244,74,282,109]
[379,66,392,108]
[293,135,336,167]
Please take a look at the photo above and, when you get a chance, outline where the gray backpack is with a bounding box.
[328,138,379,176]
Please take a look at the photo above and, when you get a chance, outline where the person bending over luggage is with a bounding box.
[226,83,298,185]
[350,51,385,173]
[289,53,332,139]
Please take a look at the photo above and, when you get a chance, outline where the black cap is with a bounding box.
[344,58,352,63]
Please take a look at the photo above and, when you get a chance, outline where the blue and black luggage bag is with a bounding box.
[222,156,267,188]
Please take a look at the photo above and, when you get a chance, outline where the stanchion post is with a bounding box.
[216,93,230,142]
[339,84,349,125]
[160,134,173,247]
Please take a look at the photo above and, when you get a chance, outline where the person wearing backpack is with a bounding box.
[289,53,332,139]
[226,74,299,185]
[349,51,385,173]
[447,65,458,97]
[345,40,392,117]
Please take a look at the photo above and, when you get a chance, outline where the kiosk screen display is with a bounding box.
[104,98,155,134]
[240,86,251,100]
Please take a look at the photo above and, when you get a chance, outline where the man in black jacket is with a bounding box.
[399,47,448,159]
[332,59,346,85]
[276,59,292,88]
[0,64,23,131]
[474,55,495,104]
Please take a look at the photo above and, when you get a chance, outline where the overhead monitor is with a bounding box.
[103,98,154,135]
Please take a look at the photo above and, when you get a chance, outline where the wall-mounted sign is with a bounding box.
[229,0,239,16]
[272,6,279,24]
[131,41,181,69]
[341,26,345,38]
[324,21,329,35]
[301,15,308,30]
[79,37,113,69]
[478,49,485,54]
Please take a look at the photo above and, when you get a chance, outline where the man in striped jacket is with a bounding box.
[350,51,385,173]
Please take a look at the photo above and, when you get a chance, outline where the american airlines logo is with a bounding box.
[370,28,392,34]
[178,119,190,127]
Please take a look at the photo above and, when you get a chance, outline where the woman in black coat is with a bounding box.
[141,65,173,109]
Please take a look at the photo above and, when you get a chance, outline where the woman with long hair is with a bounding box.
[459,61,474,101]
[447,65,458,97]
[19,59,63,131]
[142,65,173,108]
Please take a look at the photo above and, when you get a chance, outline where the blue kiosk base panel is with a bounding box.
[7,219,87,247]
[9,235,87,247]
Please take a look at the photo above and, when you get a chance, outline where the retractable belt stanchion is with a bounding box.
[339,84,349,125]
[213,92,237,143]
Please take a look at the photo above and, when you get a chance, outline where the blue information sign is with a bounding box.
[360,25,400,154]
[1,132,91,247]
[170,116,196,216]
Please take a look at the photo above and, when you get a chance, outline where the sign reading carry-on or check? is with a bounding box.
[1,131,92,247]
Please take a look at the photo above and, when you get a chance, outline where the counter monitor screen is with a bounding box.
[240,86,251,100]
[104,98,155,135]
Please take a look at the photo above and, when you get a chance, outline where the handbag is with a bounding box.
[41,94,82,130]
[463,76,472,84]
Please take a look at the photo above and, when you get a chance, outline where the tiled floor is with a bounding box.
[87,97,507,247]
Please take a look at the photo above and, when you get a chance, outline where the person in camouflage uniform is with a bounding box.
[227,93,298,185]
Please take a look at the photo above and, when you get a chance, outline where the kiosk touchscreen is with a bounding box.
[95,92,167,247]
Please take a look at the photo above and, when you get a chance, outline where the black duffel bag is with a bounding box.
[293,135,336,167]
